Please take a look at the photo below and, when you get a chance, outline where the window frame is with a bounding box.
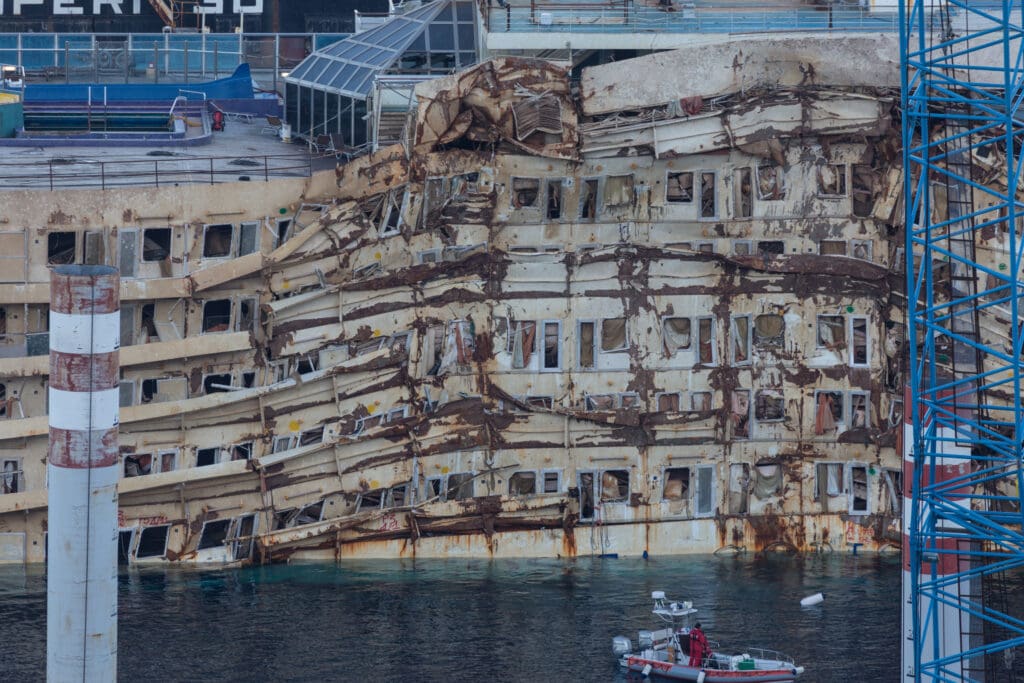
[699,170,718,219]
[730,314,752,366]
[849,315,870,367]
[694,464,716,517]
[665,170,695,204]
[540,319,562,372]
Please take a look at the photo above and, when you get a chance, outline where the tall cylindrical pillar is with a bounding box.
[47,265,119,682]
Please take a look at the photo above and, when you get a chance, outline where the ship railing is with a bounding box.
[0,153,313,191]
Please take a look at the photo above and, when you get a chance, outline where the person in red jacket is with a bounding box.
[688,622,709,667]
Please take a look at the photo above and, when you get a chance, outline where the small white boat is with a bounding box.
[612,591,805,682]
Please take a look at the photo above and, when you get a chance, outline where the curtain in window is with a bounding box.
[663,318,691,355]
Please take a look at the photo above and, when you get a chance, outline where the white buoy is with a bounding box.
[800,592,824,607]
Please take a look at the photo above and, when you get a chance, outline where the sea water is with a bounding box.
[2,553,899,682]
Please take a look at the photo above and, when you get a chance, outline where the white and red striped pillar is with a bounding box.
[901,384,972,680]
[47,265,119,682]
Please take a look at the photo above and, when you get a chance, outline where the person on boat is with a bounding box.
[688,622,709,667]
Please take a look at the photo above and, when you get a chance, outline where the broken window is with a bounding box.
[0,384,6,418]
[239,221,259,256]
[299,427,324,446]
[232,514,257,560]
[728,463,750,514]
[817,315,846,348]
[603,175,635,209]
[159,451,177,473]
[600,318,628,353]
[662,317,691,356]
[512,94,562,139]
[757,241,784,257]
[584,394,615,410]
[691,392,711,411]
[819,240,847,256]
[197,519,232,550]
[663,468,690,502]
[202,299,231,333]
[123,453,153,477]
[140,304,157,343]
[697,317,715,364]
[232,443,252,461]
[850,392,869,429]
[424,325,445,376]
[579,179,598,221]
[296,356,318,374]
[509,471,537,496]
[881,468,902,514]
[731,315,751,365]
[756,164,786,200]
[817,163,847,196]
[83,231,105,265]
[417,249,442,264]
[752,461,782,499]
[135,525,169,559]
[434,320,474,375]
[446,473,474,501]
[356,489,383,511]
[848,465,869,513]
[142,228,171,262]
[656,392,681,412]
[236,299,257,333]
[546,180,563,219]
[733,241,751,256]
[272,435,297,453]
[731,389,750,439]
[851,239,872,261]
[511,177,540,208]
[578,472,595,520]
[850,316,869,366]
[1,458,21,494]
[203,373,232,394]
[753,314,785,347]
[202,224,233,258]
[735,167,753,218]
[578,321,596,369]
[451,172,479,198]
[543,471,560,493]
[755,391,785,422]
[384,406,410,423]
[620,393,640,409]
[421,177,448,227]
[47,231,77,265]
[196,447,218,467]
[600,470,629,502]
[814,391,844,435]
[814,463,844,511]
[385,485,408,508]
[379,188,405,236]
[666,171,694,203]
[695,465,715,516]
[700,172,716,218]
[851,164,875,217]
[508,320,537,369]
[354,262,382,279]
[541,320,561,370]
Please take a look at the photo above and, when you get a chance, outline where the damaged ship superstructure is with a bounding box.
[0,35,910,565]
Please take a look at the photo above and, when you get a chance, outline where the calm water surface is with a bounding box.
[1,553,899,682]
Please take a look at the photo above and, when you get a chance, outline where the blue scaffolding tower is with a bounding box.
[901,1,1024,680]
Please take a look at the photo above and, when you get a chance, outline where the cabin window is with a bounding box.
[728,463,751,514]
[663,467,690,502]
[695,465,715,516]
[0,383,6,418]
[422,177,447,226]
[850,392,869,429]
[123,453,153,477]
[299,427,324,446]
[118,381,135,408]
[814,391,844,435]
[47,232,77,265]
[83,231,105,265]
[735,167,753,218]
[757,241,784,257]
[197,519,232,550]
[666,171,694,203]
[512,177,540,208]
[239,221,259,256]
[275,218,292,247]
[546,180,563,219]
[600,317,628,353]
[816,315,846,348]
[272,435,296,453]
[699,172,716,218]
[817,163,847,196]
[417,249,442,264]
[662,317,691,356]
[1,458,21,494]
[203,373,232,394]
[196,448,218,467]
[159,451,177,473]
[232,514,257,561]
[236,299,257,333]
[142,228,171,262]
[385,485,408,509]
[850,316,869,366]
[851,164,874,217]
[697,317,715,364]
[579,178,598,220]
[603,175,634,209]
[731,315,751,365]
[140,303,157,343]
[753,461,783,498]
[202,224,233,258]
[733,241,751,256]
[542,471,561,493]
[295,356,318,374]
[656,392,681,412]
[541,320,561,371]
[599,470,629,502]
[755,391,785,422]
[814,463,844,511]
[851,239,873,261]
[756,164,786,200]
[445,473,475,501]
[691,392,711,411]
[451,172,479,198]
[731,389,750,439]
[509,471,536,495]
[819,240,846,256]
[202,299,231,333]
[135,525,169,559]
[848,465,869,514]
[882,469,902,514]
[379,188,405,236]
[578,321,596,369]
[753,314,784,347]
[232,443,252,461]
[578,472,596,520]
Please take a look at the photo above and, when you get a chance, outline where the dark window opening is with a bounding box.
[140,379,157,403]
[357,490,384,511]
[579,321,595,368]
[142,228,171,262]
[196,448,218,467]
[850,465,868,512]
[546,180,562,219]
[237,300,256,332]
[666,171,693,203]
[242,372,255,388]
[509,471,536,495]
[757,241,784,257]
[446,473,474,501]
[47,232,77,265]
[233,515,256,560]
[542,322,560,369]
[296,357,318,374]
[663,468,690,501]
[203,373,232,394]
[755,392,785,421]
[202,299,231,333]
[276,219,292,247]
[140,304,157,342]
[203,224,233,258]
[136,525,169,558]
[736,168,752,218]
[299,427,324,446]
[123,453,152,477]
[817,164,847,196]
[579,472,595,519]
[543,471,560,493]
[579,179,598,220]
[512,178,540,208]
[117,530,133,565]
[232,443,252,461]
[700,172,716,217]
[851,164,874,217]
[197,519,231,550]
[600,470,629,502]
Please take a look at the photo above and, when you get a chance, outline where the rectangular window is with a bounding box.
[851,239,873,261]
[578,471,596,520]
[728,463,750,514]
[236,299,257,333]
[136,525,169,559]
[731,315,751,365]
[123,453,153,478]
[756,164,786,200]
[753,314,785,347]
[851,164,874,217]
[142,228,171,262]
[691,392,711,411]
[579,178,598,221]
[662,317,691,356]
[850,316,869,366]
[850,392,869,429]
[731,390,750,439]
[542,470,561,493]
[819,240,846,256]
[158,451,177,474]
[735,167,752,218]
[814,391,844,435]
[817,163,847,196]
[848,464,869,514]
[48,231,78,265]
[733,241,751,256]
[203,224,233,258]
[84,231,105,265]
[509,320,537,369]
[816,315,846,348]
[755,391,785,422]
[1,458,21,494]
[700,172,717,218]
[600,318,628,353]
[603,175,634,209]
[757,241,784,257]
[814,462,844,506]
[202,300,232,333]
[509,471,537,495]
[239,221,259,256]
[697,317,715,364]
[663,467,690,502]
[511,177,540,208]
[541,320,561,371]
[546,179,563,219]
[599,470,629,502]
[119,229,137,277]
[446,473,475,501]
[656,392,681,412]
[882,468,902,514]
[666,171,694,203]
[196,448,219,467]
[695,465,715,516]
